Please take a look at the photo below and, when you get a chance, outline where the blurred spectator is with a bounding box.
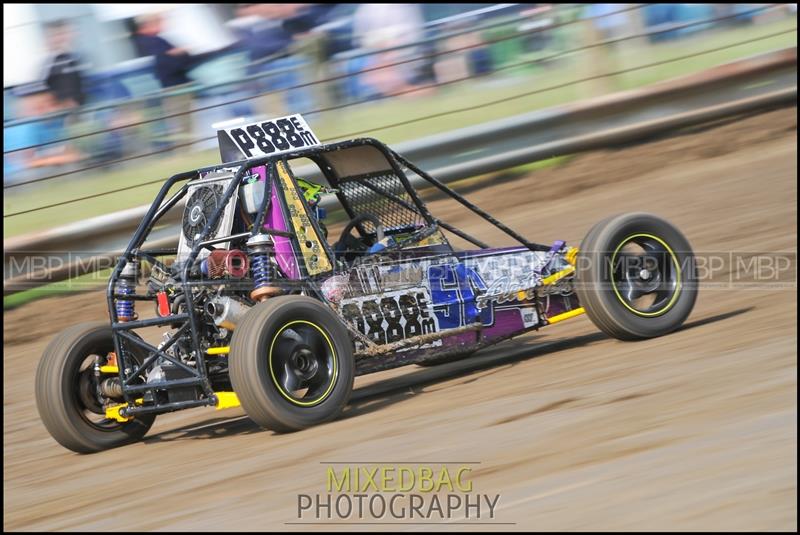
[130,13,196,88]
[129,13,212,142]
[3,84,84,182]
[434,22,490,84]
[227,4,315,113]
[519,4,557,53]
[41,19,88,107]
[352,4,427,97]
[585,3,630,42]
[231,4,299,62]
[283,4,339,36]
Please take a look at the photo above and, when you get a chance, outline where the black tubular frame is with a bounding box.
[106,137,551,416]
[392,151,551,253]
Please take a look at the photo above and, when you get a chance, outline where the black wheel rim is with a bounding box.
[74,352,123,432]
[268,321,337,406]
[610,234,681,317]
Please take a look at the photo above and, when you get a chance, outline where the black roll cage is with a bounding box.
[106,137,549,416]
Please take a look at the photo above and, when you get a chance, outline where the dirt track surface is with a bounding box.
[4,109,797,531]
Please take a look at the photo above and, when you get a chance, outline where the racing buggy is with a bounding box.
[36,115,697,453]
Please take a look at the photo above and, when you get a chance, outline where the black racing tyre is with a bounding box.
[35,322,155,454]
[229,296,355,432]
[574,213,697,341]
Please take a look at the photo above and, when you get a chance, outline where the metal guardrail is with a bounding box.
[3,47,797,294]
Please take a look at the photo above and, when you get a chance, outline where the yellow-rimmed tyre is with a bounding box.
[35,322,155,453]
[575,213,697,340]
[229,296,354,432]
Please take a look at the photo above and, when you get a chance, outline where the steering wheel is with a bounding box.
[334,214,385,263]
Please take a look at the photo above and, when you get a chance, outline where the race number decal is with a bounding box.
[340,288,440,350]
[428,263,493,329]
[217,114,320,162]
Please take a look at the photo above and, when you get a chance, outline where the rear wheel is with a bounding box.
[35,322,155,453]
[229,296,355,432]
[575,213,697,340]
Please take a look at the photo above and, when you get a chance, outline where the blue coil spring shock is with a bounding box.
[116,262,137,321]
[250,253,271,289]
[247,234,280,301]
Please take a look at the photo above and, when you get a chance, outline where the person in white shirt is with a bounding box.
[352,4,426,97]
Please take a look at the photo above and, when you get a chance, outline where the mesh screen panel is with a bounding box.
[337,172,425,233]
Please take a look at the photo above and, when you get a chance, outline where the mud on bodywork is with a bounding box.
[327,245,581,372]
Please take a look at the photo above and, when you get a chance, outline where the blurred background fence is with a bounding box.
[2,4,797,247]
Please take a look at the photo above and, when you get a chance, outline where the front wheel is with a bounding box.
[575,213,697,340]
[229,296,355,432]
[35,322,155,453]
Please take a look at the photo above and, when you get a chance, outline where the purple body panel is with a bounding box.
[252,166,300,280]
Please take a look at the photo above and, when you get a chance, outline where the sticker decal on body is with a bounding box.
[428,263,493,329]
[275,161,332,276]
[331,248,557,349]
[340,287,440,350]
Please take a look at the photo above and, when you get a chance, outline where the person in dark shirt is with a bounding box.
[41,20,86,106]
[131,14,195,88]
[229,4,320,113]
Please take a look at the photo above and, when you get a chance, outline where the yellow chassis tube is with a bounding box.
[105,392,240,422]
[547,307,586,325]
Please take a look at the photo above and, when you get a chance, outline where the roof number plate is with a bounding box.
[217,114,320,163]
